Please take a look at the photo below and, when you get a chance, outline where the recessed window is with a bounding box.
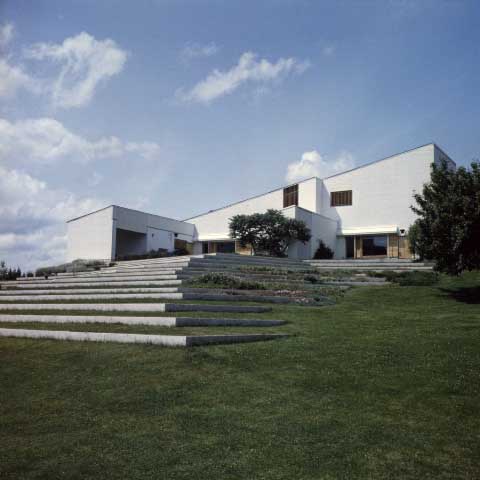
[283,184,298,208]
[331,190,352,207]
[362,236,387,256]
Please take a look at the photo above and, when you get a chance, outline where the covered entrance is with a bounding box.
[201,241,236,254]
[344,233,411,259]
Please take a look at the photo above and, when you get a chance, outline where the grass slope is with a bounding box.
[1,273,480,479]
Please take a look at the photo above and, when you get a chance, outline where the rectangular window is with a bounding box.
[362,236,387,256]
[331,190,352,207]
[283,184,298,208]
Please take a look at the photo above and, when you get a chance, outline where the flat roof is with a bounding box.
[67,204,192,225]
[323,142,454,180]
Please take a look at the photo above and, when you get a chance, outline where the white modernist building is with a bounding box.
[66,143,455,262]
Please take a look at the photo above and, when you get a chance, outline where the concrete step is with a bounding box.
[0,314,285,327]
[20,270,181,280]
[212,253,305,264]
[0,303,272,313]
[310,266,433,271]
[15,274,180,285]
[0,287,181,295]
[0,292,307,304]
[306,262,429,267]
[3,280,183,289]
[0,328,287,347]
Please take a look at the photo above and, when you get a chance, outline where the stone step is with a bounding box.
[0,292,304,304]
[0,314,285,327]
[310,266,433,271]
[0,287,181,295]
[114,255,202,266]
[0,328,287,347]
[19,270,181,280]
[0,303,272,313]
[16,274,180,284]
[212,253,305,264]
[307,261,428,267]
[3,280,183,289]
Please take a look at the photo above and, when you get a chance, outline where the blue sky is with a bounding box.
[1,0,479,270]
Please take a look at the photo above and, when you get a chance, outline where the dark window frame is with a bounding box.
[331,190,352,207]
[283,184,299,208]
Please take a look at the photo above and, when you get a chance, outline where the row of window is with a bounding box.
[282,184,353,208]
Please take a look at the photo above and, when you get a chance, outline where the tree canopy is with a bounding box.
[229,209,311,257]
[411,160,480,275]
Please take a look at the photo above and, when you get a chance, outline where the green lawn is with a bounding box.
[1,273,480,479]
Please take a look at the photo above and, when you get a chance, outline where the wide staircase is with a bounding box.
[0,253,358,348]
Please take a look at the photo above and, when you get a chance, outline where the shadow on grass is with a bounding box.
[439,286,480,304]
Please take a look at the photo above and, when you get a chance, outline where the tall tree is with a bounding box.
[411,160,480,275]
[229,209,311,257]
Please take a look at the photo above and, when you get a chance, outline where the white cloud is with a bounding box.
[181,42,219,61]
[0,22,14,48]
[0,22,41,99]
[285,150,355,183]
[177,51,311,104]
[0,165,105,271]
[25,31,127,108]
[0,117,161,165]
[0,59,39,98]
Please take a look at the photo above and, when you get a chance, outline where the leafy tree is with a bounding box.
[411,160,480,275]
[229,209,311,257]
[0,262,22,281]
[407,220,421,259]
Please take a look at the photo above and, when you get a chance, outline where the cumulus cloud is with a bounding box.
[0,117,160,165]
[177,51,310,104]
[0,59,39,98]
[0,165,105,271]
[25,31,127,108]
[0,22,14,48]
[0,22,40,99]
[181,42,219,61]
[285,150,355,183]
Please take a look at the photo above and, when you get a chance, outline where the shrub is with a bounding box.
[187,273,266,290]
[313,241,334,259]
[374,271,439,286]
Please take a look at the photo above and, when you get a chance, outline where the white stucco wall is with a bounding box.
[146,227,174,252]
[67,206,195,261]
[113,206,195,254]
[283,206,338,259]
[186,177,319,241]
[319,144,438,234]
[66,207,115,261]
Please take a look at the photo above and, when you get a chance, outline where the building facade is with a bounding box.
[66,143,455,262]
